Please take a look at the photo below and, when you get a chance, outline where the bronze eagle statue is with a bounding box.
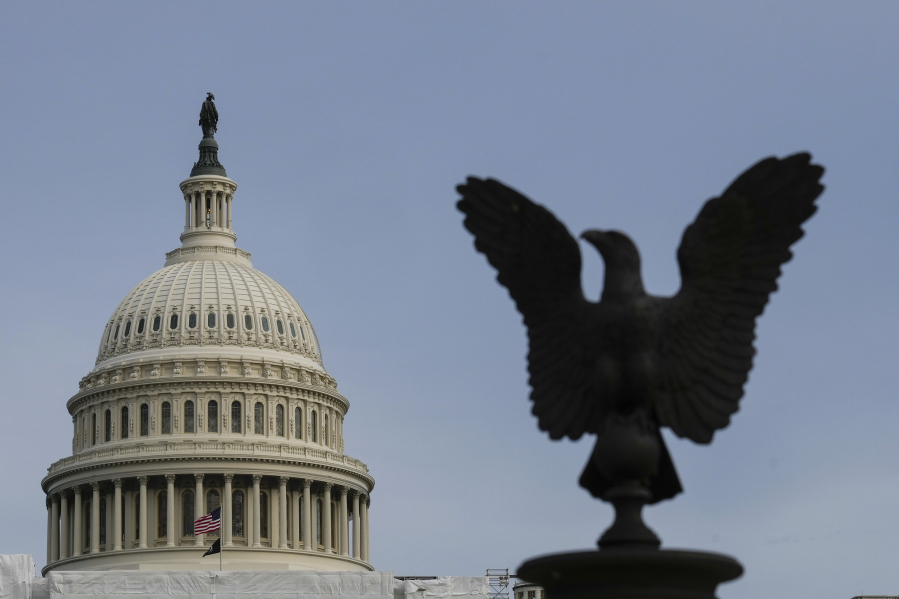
[457,153,824,547]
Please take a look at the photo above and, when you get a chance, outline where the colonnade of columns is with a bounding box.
[184,190,233,230]
[46,473,370,566]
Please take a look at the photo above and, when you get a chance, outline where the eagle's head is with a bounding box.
[581,230,645,299]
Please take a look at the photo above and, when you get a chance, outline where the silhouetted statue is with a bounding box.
[458,153,824,548]
[199,93,218,138]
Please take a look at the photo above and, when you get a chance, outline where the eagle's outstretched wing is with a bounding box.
[654,153,825,443]
[457,178,600,440]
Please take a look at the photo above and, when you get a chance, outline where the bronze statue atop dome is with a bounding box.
[199,92,218,138]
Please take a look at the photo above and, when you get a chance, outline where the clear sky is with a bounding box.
[1,3,898,597]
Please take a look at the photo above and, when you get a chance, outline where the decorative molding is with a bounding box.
[137,477,148,485]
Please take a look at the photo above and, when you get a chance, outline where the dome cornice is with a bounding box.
[68,372,349,415]
[42,445,374,492]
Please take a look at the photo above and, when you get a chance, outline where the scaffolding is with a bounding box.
[486,569,510,599]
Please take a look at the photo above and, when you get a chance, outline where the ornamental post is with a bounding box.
[194,474,204,546]
[252,475,262,548]
[339,487,349,556]
[351,491,360,559]
[322,483,332,554]
[90,482,101,554]
[302,479,313,551]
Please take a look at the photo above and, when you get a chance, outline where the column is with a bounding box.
[322,483,332,553]
[352,491,360,558]
[361,497,370,562]
[302,480,312,551]
[194,474,204,546]
[184,195,190,229]
[339,487,348,556]
[196,192,203,229]
[227,196,232,229]
[46,499,52,564]
[223,474,233,547]
[211,192,218,227]
[165,476,176,547]
[73,486,83,556]
[90,483,101,554]
[50,494,60,562]
[60,492,70,559]
[138,477,148,549]
[252,475,262,548]
[112,480,122,551]
[278,477,288,549]
[291,483,300,550]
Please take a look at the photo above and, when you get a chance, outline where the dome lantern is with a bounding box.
[168,94,245,266]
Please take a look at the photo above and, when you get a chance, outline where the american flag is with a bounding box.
[194,507,221,535]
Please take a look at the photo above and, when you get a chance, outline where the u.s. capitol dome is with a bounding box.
[41,100,374,573]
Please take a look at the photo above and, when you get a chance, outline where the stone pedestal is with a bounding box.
[518,548,742,599]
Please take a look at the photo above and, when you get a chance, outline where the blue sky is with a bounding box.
[2,3,899,597]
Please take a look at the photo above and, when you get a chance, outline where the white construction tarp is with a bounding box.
[393,578,488,599]
[0,555,35,599]
[34,571,393,599]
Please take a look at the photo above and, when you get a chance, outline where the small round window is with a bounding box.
[289,322,297,338]
[188,313,197,329]
[152,315,161,332]
[244,314,253,330]
[276,319,284,335]
[226,313,235,329]
[123,320,132,337]
[136,317,145,335]
[169,314,179,330]
[114,324,120,340]
[207,312,216,328]
[261,316,270,332]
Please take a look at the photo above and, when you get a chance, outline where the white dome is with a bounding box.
[94,259,323,373]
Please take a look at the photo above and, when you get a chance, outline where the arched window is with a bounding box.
[161,401,171,434]
[207,312,216,328]
[188,313,197,329]
[310,411,317,443]
[276,405,284,437]
[232,490,244,537]
[289,321,297,338]
[299,325,306,342]
[84,499,91,551]
[152,315,161,332]
[121,406,129,439]
[123,320,132,337]
[260,492,269,538]
[276,319,284,335]
[294,407,302,439]
[316,498,322,545]
[114,323,120,340]
[91,413,97,445]
[207,490,221,536]
[140,404,149,436]
[231,401,241,433]
[137,317,145,335]
[244,314,253,330]
[157,491,167,539]
[254,402,264,435]
[182,491,194,536]
[208,400,219,433]
[100,498,107,546]
[226,313,235,329]
[169,313,179,330]
[261,316,270,332]
[134,495,140,539]
[324,414,329,447]
[104,409,112,442]
[184,400,195,433]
